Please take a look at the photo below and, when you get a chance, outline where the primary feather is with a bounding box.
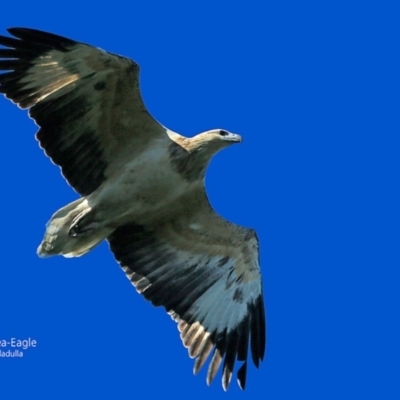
[0,27,265,390]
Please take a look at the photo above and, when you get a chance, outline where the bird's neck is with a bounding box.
[169,141,213,182]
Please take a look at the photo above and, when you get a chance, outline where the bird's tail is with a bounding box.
[37,198,113,258]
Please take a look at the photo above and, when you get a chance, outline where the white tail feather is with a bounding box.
[37,198,112,258]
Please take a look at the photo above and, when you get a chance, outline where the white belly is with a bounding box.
[87,146,189,225]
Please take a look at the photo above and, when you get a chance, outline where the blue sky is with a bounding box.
[0,1,399,399]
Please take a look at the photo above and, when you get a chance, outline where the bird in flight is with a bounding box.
[0,28,265,390]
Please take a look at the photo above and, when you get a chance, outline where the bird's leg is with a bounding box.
[69,209,100,238]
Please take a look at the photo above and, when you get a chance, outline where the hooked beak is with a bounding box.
[227,133,243,143]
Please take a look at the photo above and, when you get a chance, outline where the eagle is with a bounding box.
[0,28,265,390]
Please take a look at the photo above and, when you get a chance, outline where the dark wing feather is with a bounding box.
[108,220,265,391]
[0,28,169,196]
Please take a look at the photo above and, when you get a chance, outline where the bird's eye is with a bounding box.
[219,130,229,136]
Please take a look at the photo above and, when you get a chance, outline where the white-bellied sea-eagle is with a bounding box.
[0,28,265,390]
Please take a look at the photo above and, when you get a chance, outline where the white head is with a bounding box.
[192,129,242,155]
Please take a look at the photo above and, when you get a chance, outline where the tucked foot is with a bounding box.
[69,211,99,237]
[69,220,101,237]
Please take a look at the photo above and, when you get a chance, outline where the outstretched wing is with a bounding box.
[0,28,170,195]
[108,195,265,390]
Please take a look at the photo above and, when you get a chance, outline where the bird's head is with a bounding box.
[170,129,242,182]
[193,129,242,155]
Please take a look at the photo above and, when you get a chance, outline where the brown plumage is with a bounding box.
[0,28,265,390]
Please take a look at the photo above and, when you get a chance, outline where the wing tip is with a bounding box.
[250,294,266,367]
[237,361,247,390]
[7,27,28,35]
[6,27,78,48]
